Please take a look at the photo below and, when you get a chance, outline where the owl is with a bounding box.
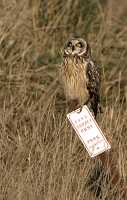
[59,37,101,118]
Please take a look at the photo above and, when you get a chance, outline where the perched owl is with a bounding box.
[59,37,101,118]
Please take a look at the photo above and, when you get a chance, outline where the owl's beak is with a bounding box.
[72,46,75,51]
[64,46,76,56]
[71,46,76,55]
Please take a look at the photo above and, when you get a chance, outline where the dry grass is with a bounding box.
[0,0,127,199]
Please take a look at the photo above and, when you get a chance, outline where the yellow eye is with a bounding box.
[76,42,82,48]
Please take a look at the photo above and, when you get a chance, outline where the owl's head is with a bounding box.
[64,38,91,58]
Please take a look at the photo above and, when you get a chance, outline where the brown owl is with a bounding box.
[59,37,101,118]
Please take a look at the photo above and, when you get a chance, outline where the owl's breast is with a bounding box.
[60,62,89,104]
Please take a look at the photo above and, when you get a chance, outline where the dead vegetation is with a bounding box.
[0,0,127,199]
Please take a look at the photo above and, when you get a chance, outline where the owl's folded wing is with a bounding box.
[86,61,101,117]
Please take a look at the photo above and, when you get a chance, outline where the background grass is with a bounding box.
[0,0,127,199]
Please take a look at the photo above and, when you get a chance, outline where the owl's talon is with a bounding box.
[78,106,83,113]
[80,107,83,112]
[76,106,82,113]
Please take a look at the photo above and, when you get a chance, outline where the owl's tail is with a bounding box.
[91,94,102,118]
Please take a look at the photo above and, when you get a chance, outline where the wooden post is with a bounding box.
[98,151,127,199]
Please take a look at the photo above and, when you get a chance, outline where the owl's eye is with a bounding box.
[76,42,82,48]
[67,42,72,47]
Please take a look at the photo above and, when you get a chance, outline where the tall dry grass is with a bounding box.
[0,0,127,199]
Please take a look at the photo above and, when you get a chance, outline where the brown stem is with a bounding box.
[98,151,127,199]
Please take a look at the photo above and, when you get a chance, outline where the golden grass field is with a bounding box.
[0,0,127,199]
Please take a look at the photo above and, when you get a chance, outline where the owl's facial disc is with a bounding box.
[64,38,87,56]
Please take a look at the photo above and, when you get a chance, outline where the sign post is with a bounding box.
[67,105,127,199]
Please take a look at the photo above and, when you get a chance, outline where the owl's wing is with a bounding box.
[86,60,101,118]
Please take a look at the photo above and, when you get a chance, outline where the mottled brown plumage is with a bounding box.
[59,37,101,117]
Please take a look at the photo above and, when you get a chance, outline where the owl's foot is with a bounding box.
[77,106,83,113]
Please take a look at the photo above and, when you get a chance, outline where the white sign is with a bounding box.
[67,106,111,157]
